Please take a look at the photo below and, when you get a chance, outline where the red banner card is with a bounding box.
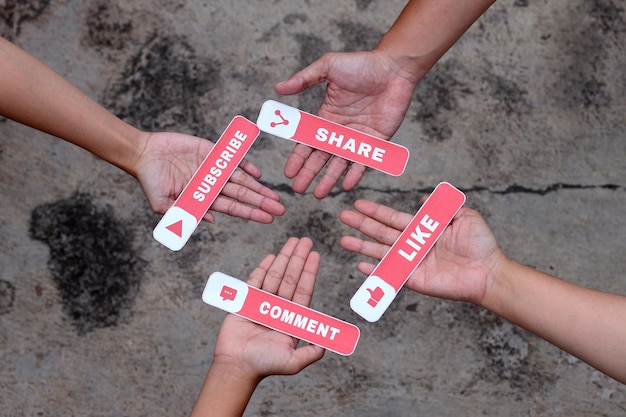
[203,272,361,356]
[257,100,409,176]
[153,116,260,251]
[350,182,466,322]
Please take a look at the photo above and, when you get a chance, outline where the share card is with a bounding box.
[257,100,409,176]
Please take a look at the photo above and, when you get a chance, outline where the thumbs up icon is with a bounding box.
[366,286,385,307]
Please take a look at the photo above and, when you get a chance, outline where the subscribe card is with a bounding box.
[203,272,361,356]
[350,182,466,322]
[153,116,260,251]
[257,100,409,176]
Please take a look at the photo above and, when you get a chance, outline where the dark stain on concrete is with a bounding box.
[0,279,15,315]
[85,1,133,51]
[551,0,623,110]
[0,0,50,40]
[283,13,307,25]
[436,301,557,395]
[353,0,375,11]
[103,35,221,137]
[584,0,626,33]
[480,73,530,115]
[293,33,330,113]
[411,60,469,142]
[337,20,382,51]
[285,208,343,256]
[29,193,143,335]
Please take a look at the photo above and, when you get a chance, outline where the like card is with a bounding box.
[350,182,466,322]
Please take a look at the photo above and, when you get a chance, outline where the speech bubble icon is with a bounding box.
[220,285,237,302]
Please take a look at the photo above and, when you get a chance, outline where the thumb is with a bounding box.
[285,345,325,374]
[274,54,332,95]
[357,262,376,276]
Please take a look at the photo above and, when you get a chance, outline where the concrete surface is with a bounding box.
[1,0,625,415]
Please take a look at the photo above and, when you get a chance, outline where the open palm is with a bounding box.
[275,50,417,198]
[134,131,285,223]
[211,238,325,379]
[340,200,503,305]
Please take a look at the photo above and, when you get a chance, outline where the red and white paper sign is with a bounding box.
[153,116,260,251]
[350,182,466,322]
[203,272,361,356]
[257,100,409,176]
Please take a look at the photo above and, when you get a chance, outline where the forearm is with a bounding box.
[375,0,496,82]
[483,257,626,383]
[0,37,145,176]
[190,362,260,417]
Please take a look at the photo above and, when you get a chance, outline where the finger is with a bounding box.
[207,196,277,224]
[291,150,332,194]
[340,235,391,261]
[339,208,402,246]
[202,211,216,223]
[352,199,413,232]
[312,156,351,199]
[284,143,313,180]
[207,180,285,224]
[276,237,314,300]
[247,254,276,288]
[274,55,330,95]
[261,237,300,294]
[229,169,281,201]
[237,158,262,179]
[219,180,285,215]
[341,163,368,192]
[290,250,320,307]
[285,345,325,374]
[356,261,376,276]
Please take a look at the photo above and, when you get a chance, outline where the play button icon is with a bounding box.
[165,220,183,237]
[153,207,198,251]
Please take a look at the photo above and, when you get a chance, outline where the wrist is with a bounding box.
[210,355,264,386]
[372,37,431,85]
[373,0,496,84]
[478,253,532,320]
[212,365,262,393]
[190,361,261,417]
[107,125,149,178]
[477,251,514,311]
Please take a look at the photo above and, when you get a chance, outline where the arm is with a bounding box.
[374,0,496,83]
[0,37,285,223]
[484,258,626,383]
[340,199,626,383]
[0,36,142,174]
[275,0,495,198]
[190,237,325,417]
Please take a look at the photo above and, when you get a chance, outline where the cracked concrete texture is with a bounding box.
[0,0,625,416]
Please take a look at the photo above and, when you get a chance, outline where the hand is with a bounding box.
[134,131,286,223]
[212,237,325,379]
[275,50,418,198]
[339,199,504,305]
[190,238,325,417]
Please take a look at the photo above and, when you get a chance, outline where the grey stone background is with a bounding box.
[1,0,625,415]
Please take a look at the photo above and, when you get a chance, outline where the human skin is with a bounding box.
[0,36,285,223]
[340,199,626,384]
[275,0,496,198]
[189,237,325,417]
